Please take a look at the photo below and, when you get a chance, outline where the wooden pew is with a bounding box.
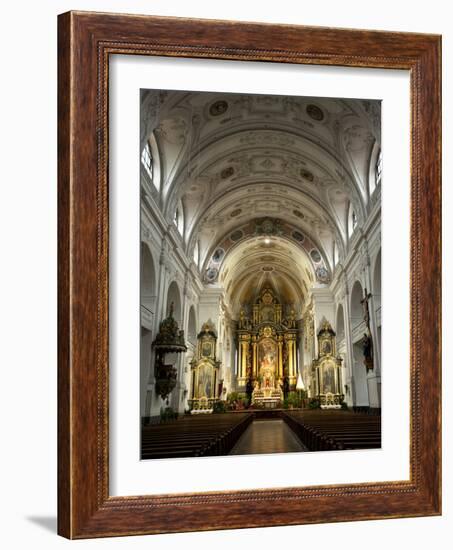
[282,410,381,451]
[141,412,253,459]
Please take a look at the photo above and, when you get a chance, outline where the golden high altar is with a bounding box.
[236,288,299,408]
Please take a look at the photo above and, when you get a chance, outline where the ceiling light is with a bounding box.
[264,237,271,245]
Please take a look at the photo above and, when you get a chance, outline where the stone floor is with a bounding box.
[229,419,307,455]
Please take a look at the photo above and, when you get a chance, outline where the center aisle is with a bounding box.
[229,418,307,455]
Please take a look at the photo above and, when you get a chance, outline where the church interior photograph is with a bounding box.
[139,89,382,459]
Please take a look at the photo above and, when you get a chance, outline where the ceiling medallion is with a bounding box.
[262,266,274,272]
[230,208,242,218]
[306,103,325,121]
[209,100,228,116]
[220,166,234,179]
[212,248,225,262]
[310,249,322,263]
[292,230,305,242]
[204,266,218,283]
[300,168,314,182]
[316,266,330,283]
[255,217,283,236]
[293,209,304,219]
[230,229,244,242]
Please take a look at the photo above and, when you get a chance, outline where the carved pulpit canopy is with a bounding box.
[152,302,187,353]
[152,303,187,401]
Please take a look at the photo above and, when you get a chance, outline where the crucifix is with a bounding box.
[360,287,372,332]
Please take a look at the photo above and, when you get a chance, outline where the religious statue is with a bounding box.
[322,340,332,355]
[245,375,254,404]
[286,306,296,328]
[282,373,290,400]
[239,308,247,329]
[362,332,373,371]
[360,288,372,331]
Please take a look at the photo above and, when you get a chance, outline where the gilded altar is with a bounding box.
[189,321,221,413]
[312,319,343,408]
[236,288,299,406]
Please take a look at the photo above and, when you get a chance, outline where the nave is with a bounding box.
[139,90,382,459]
[141,410,381,460]
[229,418,307,455]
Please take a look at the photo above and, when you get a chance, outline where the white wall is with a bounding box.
[0,1,450,549]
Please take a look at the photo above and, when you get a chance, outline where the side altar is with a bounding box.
[236,288,300,408]
[188,321,221,413]
[312,319,344,409]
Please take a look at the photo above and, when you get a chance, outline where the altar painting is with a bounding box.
[258,337,277,387]
[197,362,214,398]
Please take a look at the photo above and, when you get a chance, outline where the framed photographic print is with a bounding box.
[58,11,441,538]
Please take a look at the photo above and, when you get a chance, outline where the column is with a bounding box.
[342,291,355,407]
[238,333,250,387]
[277,336,283,379]
[252,336,258,378]
[285,333,297,386]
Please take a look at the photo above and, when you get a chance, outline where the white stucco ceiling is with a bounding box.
[141,89,380,312]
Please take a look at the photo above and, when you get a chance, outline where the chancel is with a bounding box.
[140,90,382,459]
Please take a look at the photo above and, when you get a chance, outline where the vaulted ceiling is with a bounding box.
[141,89,380,316]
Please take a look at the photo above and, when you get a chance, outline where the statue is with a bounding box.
[322,340,332,355]
[282,375,290,400]
[245,375,254,405]
[239,308,248,329]
[362,332,373,371]
[287,306,296,328]
[360,288,372,331]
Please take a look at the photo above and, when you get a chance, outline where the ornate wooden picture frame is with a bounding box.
[58,11,441,539]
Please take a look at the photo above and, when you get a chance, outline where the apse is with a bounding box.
[139,88,382,458]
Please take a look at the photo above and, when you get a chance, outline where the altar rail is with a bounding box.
[282,410,381,451]
[141,412,253,459]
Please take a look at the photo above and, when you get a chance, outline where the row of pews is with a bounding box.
[141,412,253,459]
[282,410,381,451]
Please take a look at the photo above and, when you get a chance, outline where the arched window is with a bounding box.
[141,141,153,180]
[193,240,199,267]
[174,201,184,236]
[141,134,161,192]
[375,149,382,187]
[348,202,358,238]
[333,240,339,266]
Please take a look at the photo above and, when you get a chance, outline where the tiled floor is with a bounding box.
[229,419,307,455]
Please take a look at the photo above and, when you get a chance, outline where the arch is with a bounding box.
[187,305,197,345]
[141,133,162,193]
[350,280,369,406]
[173,199,185,236]
[350,280,364,333]
[193,240,200,268]
[373,249,382,316]
[333,240,339,266]
[141,242,156,312]
[336,303,345,342]
[166,280,182,325]
[347,201,358,239]
[368,141,381,198]
[373,249,382,359]
[140,242,157,419]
